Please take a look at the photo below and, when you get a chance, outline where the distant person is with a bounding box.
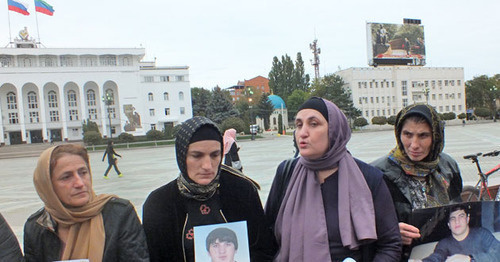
[23,144,149,261]
[292,130,299,158]
[266,97,402,261]
[418,204,500,262]
[223,128,243,171]
[206,227,238,262]
[372,104,463,259]
[0,213,23,261]
[143,116,275,262]
[102,140,123,179]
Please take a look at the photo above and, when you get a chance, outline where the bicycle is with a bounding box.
[461,150,500,202]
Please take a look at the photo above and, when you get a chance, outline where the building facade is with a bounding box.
[226,75,270,102]
[0,43,192,145]
[335,66,466,122]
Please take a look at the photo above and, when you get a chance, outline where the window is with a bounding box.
[401,81,408,96]
[160,76,170,82]
[7,92,17,109]
[48,91,58,108]
[439,106,443,112]
[370,97,374,103]
[148,92,154,101]
[424,81,429,87]
[60,56,73,67]
[445,105,450,111]
[445,94,449,99]
[88,108,98,120]
[165,108,170,115]
[0,56,11,67]
[452,105,456,111]
[365,110,369,117]
[29,112,39,123]
[375,82,378,88]
[67,91,77,107]
[149,109,155,116]
[402,98,408,107]
[432,94,436,100]
[457,80,462,86]
[459,105,462,111]
[23,58,32,67]
[450,80,455,86]
[151,124,156,130]
[358,82,362,89]
[439,94,443,100]
[27,92,38,109]
[431,80,436,88]
[376,97,379,103]
[8,112,18,124]
[49,111,59,122]
[101,56,117,66]
[179,92,184,101]
[438,80,442,87]
[87,90,96,106]
[445,80,449,86]
[381,97,385,103]
[164,92,169,101]
[144,76,154,82]
[180,107,185,115]
[108,107,116,118]
[69,109,79,121]
[175,75,184,81]
[358,98,362,104]
[370,82,373,88]
[377,110,380,116]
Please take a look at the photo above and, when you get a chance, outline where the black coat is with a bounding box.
[0,213,23,262]
[23,198,149,262]
[102,146,121,165]
[143,165,276,262]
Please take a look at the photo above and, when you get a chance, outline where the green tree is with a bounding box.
[353,117,369,127]
[442,112,456,121]
[474,107,491,118]
[146,129,165,140]
[371,116,388,125]
[256,93,274,130]
[457,113,467,119]
[83,131,102,145]
[293,52,310,92]
[287,90,310,119]
[220,117,247,134]
[465,75,499,115]
[387,115,397,126]
[82,119,100,133]
[191,87,212,117]
[207,86,239,124]
[268,53,310,105]
[118,132,135,143]
[311,74,361,123]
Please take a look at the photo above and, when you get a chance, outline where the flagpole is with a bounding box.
[34,1,41,46]
[7,5,13,46]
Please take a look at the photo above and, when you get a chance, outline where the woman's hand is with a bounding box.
[399,222,421,245]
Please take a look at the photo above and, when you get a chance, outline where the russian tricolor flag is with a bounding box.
[8,0,30,15]
[35,0,54,16]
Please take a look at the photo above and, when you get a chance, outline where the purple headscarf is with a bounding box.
[274,98,377,261]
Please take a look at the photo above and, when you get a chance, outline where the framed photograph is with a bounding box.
[194,221,250,262]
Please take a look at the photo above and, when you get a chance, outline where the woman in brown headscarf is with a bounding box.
[23,144,149,262]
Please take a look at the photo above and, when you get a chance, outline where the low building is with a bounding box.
[256,94,288,131]
[0,33,192,145]
[335,66,466,122]
[226,75,270,102]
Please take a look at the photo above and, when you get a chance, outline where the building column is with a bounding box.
[97,84,109,138]
[16,86,27,143]
[58,87,69,141]
[38,86,48,142]
[79,83,87,120]
[0,103,4,145]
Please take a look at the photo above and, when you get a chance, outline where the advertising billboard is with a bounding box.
[367,22,426,66]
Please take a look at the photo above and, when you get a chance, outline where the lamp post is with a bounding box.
[248,97,255,140]
[491,85,497,122]
[423,87,430,104]
[102,92,114,138]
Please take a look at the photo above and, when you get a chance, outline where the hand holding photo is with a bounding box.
[194,221,250,262]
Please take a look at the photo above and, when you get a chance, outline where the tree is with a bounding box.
[83,131,102,145]
[278,114,283,134]
[457,113,467,120]
[442,112,456,121]
[371,116,387,125]
[311,74,361,123]
[146,129,165,140]
[465,75,499,116]
[387,115,397,126]
[474,107,491,118]
[256,93,274,130]
[191,87,212,117]
[268,53,310,105]
[118,132,135,143]
[206,86,239,124]
[220,117,247,134]
[353,117,369,128]
[287,89,310,119]
[82,119,100,134]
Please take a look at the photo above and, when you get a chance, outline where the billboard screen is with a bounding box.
[367,22,426,66]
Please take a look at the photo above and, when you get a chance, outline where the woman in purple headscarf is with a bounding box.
[265,97,402,262]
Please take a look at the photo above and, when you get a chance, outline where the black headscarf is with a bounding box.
[175,116,223,200]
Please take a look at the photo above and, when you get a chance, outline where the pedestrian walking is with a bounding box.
[102,140,123,179]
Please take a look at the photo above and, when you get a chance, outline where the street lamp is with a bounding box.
[423,87,430,104]
[490,85,497,122]
[102,92,114,138]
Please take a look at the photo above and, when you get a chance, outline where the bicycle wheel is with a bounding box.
[461,186,480,202]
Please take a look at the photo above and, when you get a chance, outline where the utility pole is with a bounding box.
[310,39,321,81]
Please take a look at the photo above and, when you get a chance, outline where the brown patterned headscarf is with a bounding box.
[34,145,115,261]
[389,103,444,176]
[175,116,223,201]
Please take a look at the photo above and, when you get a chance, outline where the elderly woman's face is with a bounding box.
[295,109,329,159]
[186,140,222,185]
[51,154,91,207]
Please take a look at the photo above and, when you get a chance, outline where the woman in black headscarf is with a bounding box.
[143,116,275,262]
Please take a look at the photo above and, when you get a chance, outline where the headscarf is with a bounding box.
[389,103,444,177]
[223,128,237,155]
[33,146,115,261]
[274,97,377,261]
[175,116,223,201]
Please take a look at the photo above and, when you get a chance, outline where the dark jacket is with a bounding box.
[265,157,402,262]
[371,152,463,223]
[102,146,121,165]
[224,143,242,171]
[143,165,275,262]
[0,213,23,262]
[23,198,149,262]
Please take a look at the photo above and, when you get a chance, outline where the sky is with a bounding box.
[2,0,499,89]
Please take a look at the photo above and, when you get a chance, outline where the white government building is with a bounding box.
[335,66,466,122]
[0,33,192,145]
